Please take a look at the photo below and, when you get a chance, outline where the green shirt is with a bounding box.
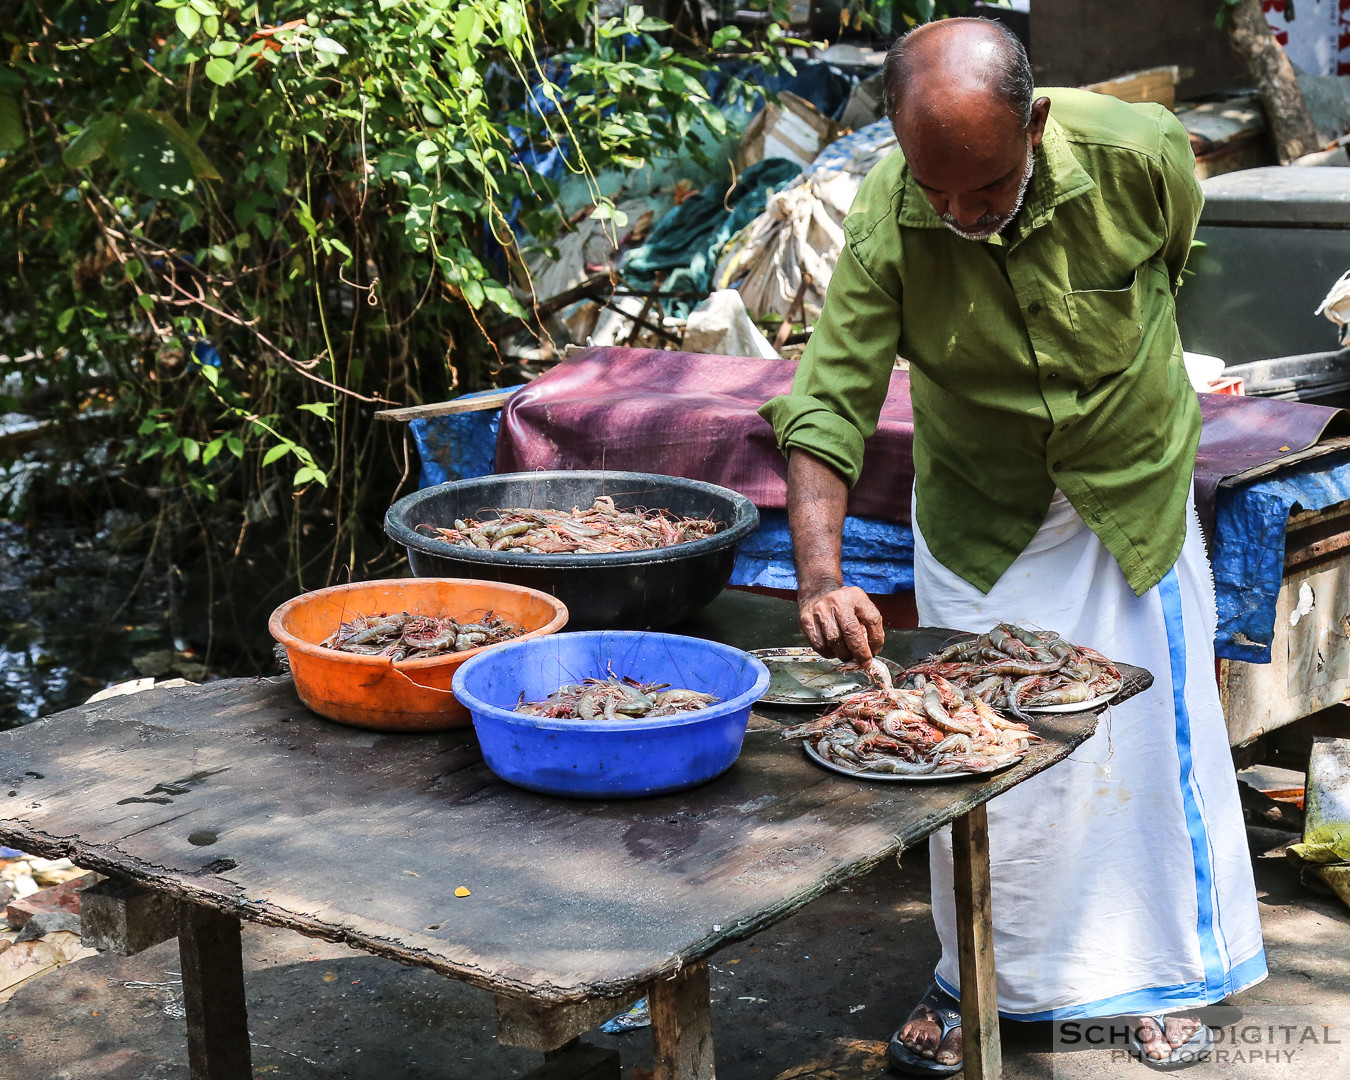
[760,87,1204,597]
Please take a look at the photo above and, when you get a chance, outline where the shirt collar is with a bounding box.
[894,115,1096,243]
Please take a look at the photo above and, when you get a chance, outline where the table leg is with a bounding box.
[178,903,252,1080]
[521,1042,620,1080]
[649,959,715,1080]
[952,803,1001,1080]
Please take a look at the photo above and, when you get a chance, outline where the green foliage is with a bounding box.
[0,0,794,587]
[841,0,970,35]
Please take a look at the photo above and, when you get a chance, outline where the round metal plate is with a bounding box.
[801,739,1024,782]
[751,648,904,707]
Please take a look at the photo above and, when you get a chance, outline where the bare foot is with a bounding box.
[1134,1015,1204,1061]
[899,1001,963,1066]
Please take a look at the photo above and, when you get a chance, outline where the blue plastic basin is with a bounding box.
[451,631,771,799]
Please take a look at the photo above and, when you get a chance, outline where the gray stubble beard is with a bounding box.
[940,143,1035,242]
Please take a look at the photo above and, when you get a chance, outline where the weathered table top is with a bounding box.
[0,592,1147,1004]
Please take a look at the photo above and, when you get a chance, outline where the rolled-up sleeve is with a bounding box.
[758,236,903,485]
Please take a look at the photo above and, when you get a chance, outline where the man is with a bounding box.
[759,18,1266,1075]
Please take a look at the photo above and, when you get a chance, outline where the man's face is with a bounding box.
[895,95,1050,242]
[937,143,1033,241]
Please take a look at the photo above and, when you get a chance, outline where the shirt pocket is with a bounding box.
[1064,268,1147,383]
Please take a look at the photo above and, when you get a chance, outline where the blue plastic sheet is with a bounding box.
[730,509,914,595]
[407,391,503,489]
[708,59,862,123]
[808,118,894,176]
[1211,452,1350,662]
[410,409,1350,665]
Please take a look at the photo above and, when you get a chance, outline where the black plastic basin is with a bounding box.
[384,471,761,630]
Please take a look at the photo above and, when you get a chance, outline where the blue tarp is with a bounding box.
[707,59,862,123]
[730,509,914,595]
[409,410,1350,665]
[407,389,503,490]
[1211,451,1350,662]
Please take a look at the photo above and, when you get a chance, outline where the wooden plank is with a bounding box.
[496,992,639,1051]
[0,594,1139,1005]
[179,904,251,1080]
[374,388,518,423]
[1216,437,1350,489]
[649,960,714,1080]
[81,876,181,955]
[1283,530,1350,569]
[1282,498,1350,570]
[952,805,1000,1080]
[1083,65,1179,109]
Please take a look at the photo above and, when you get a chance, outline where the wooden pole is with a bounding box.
[178,904,252,1080]
[952,804,1001,1080]
[649,959,715,1080]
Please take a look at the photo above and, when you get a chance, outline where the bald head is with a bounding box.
[883,18,1033,131]
[882,19,1049,240]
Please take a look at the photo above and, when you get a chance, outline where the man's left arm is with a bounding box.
[1155,112,1204,296]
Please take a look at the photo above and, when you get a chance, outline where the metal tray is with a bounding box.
[802,739,1024,782]
[751,648,903,707]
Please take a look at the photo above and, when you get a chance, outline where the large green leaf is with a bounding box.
[0,94,22,153]
[62,113,119,168]
[112,111,199,198]
[143,110,221,180]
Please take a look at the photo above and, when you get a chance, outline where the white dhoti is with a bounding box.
[913,488,1267,1018]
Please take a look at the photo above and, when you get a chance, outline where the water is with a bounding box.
[0,517,182,729]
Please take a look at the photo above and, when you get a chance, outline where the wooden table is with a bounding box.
[0,592,1148,1080]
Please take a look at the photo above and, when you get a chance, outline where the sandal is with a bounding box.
[1127,1015,1214,1071]
[887,982,963,1077]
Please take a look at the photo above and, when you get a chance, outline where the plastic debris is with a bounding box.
[454,886,471,898]
[524,196,661,306]
[0,931,96,1004]
[621,158,802,312]
[601,997,651,1032]
[715,119,898,324]
[1315,268,1350,345]
[2,853,92,907]
[1182,351,1226,393]
[683,290,780,359]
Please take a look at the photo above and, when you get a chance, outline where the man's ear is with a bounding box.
[1027,96,1051,149]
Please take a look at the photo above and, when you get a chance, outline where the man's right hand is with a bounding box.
[798,582,885,664]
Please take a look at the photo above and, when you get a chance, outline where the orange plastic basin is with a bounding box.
[268,578,568,732]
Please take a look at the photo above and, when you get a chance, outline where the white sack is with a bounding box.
[682,289,780,358]
[715,119,899,322]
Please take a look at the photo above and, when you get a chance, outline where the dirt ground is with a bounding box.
[1,829,1347,1080]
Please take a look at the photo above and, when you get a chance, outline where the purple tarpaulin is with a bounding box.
[498,347,914,522]
[497,347,1347,536]
[1194,392,1349,529]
